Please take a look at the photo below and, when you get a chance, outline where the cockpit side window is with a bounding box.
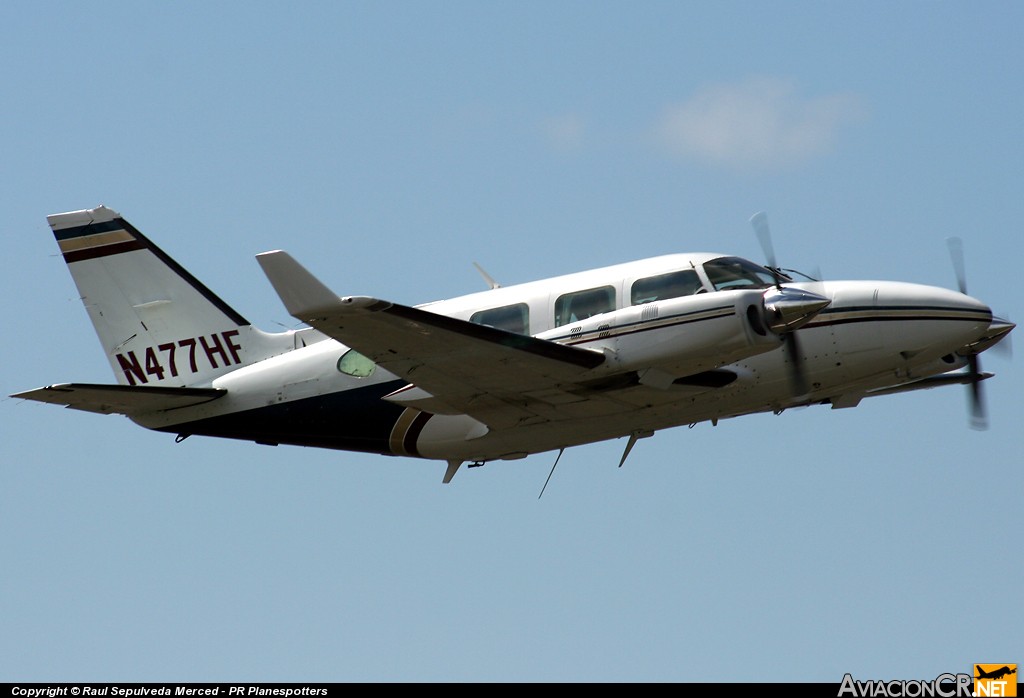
[470,303,530,335]
[554,286,615,327]
[630,269,703,305]
[703,257,779,291]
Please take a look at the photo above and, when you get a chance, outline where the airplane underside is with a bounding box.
[150,331,977,465]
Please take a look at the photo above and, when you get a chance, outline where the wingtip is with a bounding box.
[256,250,341,319]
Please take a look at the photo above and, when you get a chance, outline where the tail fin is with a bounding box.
[50,205,291,387]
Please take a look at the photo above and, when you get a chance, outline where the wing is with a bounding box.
[12,383,226,415]
[257,251,609,428]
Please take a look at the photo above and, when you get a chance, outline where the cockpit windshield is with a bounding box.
[703,256,784,291]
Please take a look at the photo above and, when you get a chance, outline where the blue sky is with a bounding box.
[2,1,1021,682]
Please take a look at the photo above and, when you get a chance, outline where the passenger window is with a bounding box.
[470,303,530,334]
[630,270,703,305]
[554,286,615,327]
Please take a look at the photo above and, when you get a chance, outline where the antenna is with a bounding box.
[538,448,565,499]
[473,262,501,290]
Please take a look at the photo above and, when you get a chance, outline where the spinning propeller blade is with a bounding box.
[785,333,809,398]
[947,237,988,430]
[947,236,968,295]
[750,211,782,289]
[966,354,987,430]
[750,212,827,398]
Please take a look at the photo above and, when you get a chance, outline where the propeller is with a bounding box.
[946,236,988,430]
[750,212,829,399]
[785,329,809,398]
[750,211,783,290]
[949,237,1013,360]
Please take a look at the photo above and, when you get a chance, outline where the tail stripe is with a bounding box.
[56,220,144,263]
[63,237,144,264]
[51,213,249,326]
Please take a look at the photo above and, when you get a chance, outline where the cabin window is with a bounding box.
[703,257,778,291]
[630,269,703,305]
[337,349,376,378]
[470,303,530,334]
[554,286,615,327]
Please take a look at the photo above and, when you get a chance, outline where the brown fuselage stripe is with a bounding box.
[388,408,433,457]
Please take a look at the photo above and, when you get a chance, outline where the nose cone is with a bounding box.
[762,287,831,333]
[967,316,1015,355]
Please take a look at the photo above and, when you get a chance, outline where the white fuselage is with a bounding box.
[132,252,994,463]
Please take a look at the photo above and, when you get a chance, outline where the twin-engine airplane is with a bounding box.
[13,206,1014,484]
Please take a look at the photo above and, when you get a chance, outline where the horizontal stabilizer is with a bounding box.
[11,383,226,416]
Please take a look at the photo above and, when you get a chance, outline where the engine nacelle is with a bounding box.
[534,288,784,378]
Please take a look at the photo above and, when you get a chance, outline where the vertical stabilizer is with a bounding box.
[49,206,292,387]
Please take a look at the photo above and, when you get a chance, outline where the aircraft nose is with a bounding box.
[875,281,994,354]
[967,315,1015,355]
